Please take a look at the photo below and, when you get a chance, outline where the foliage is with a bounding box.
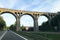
[39,21,51,31]
[50,12,60,31]
[0,16,6,30]
[9,24,16,31]
[39,12,60,32]
[28,27,34,31]
[20,25,25,31]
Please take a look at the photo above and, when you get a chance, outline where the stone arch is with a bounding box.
[0,11,16,26]
[38,14,50,26]
[0,11,16,18]
[20,13,35,31]
[21,13,35,20]
[39,14,50,21]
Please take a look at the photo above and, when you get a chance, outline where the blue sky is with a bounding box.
[0,0,60,27]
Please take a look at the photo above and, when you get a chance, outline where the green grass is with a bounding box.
[14,31,60,40]
[45,34,60,40]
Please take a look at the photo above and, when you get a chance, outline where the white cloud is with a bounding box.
[50,0,60,12]
[31,0,60,12]
[31,0,41,5]
[0,0,18,9]
[29,0,47,12]
[45,0,54,3]
[31,5,46,12]
[19,5,31,10]
[7,0,17,8]
[0,4,4,8]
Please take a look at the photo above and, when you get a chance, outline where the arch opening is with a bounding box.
[1,11,16,18]
[38,15,49,26]
[20,14,34,31]
[1,13,16,27]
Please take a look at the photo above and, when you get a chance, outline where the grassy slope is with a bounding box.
[15,31,60,40]
[46,34,60,40]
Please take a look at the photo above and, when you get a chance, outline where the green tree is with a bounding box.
[21,25,25,31]
[9,24,16,31]
[39,21,49,31]
[9,22,17,31]
[0,16,6,30]
[50,12,60,31]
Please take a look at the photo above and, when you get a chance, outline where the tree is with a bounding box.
[9,22,17,31]
[20,25,25,31]
[9,24,16,31]
[0,16,6,30]
[39,21,54,31]
[50,12,60,31]
[39,21,50,31]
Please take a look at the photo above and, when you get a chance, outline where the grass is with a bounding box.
[45,34,60,40]
[14,31,60,40]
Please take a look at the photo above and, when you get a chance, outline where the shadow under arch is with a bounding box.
[0,11,16,18]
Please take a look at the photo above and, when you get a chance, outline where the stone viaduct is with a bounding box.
[0,8,57,32]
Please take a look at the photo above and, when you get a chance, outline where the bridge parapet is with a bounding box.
[0,8,51,15]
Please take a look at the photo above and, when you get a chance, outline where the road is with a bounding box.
[0,31,5,38]
[1,31,28,40]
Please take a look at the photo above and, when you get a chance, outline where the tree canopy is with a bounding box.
[0,16,6,30]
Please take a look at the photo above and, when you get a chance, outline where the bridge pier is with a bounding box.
[34,14,39,32]
[34,19,39,32]
[16,13,21,31]
[57,19,60,31]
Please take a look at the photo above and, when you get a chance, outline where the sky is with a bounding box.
[0,0,60,27]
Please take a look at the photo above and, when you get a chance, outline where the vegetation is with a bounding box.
[9,24,16,31]
[20,26,34,31]
[39,12,60,32]
[14,31,60,40]
[0,16,6,30]
[39,21,54,32]
[20,25,25,31]
[50,12,60,32]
